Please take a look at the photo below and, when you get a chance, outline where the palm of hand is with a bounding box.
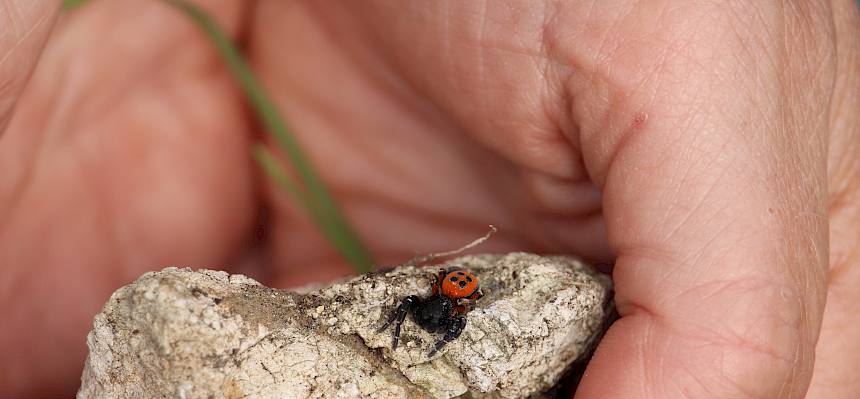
[2,1,859,398]
[2,2,607,394]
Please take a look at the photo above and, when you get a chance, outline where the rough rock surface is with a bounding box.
[78,253,613,399]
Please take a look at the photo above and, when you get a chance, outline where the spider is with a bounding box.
[377,268,483,356]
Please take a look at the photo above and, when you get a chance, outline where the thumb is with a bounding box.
[570,4,832,399]
[0,0,59,132]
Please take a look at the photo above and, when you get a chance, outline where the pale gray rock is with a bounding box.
[78,253,613,399]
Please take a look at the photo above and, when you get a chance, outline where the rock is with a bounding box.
[77,253,613,399]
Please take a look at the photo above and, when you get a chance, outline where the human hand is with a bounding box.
[2,1,859,398]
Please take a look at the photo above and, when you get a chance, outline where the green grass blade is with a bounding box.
[252,145,315,210]
[166,0,374,273]
[62,0,92,10]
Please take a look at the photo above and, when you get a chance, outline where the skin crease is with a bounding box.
[0,0,858,398]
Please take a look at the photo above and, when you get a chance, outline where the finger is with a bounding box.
[561,4,833,398]
[0,0,59,132]
[0,1,250,397]
[807,0,860,397]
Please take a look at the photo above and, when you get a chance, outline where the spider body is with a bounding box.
[410,294,454,333]
[377,268,483,356]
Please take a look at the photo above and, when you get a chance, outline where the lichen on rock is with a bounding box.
[78,253,613,399]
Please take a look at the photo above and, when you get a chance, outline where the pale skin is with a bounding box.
[1,0,859,397]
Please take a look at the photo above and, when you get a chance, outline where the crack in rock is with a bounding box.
[78,253,613,399]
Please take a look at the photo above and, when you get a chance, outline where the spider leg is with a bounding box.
[428,315,467,356]
[430,272,440,296]
[377,295,418,350]
[456,288,483,312]
[431,268,449,296]
[456,298,476,313]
